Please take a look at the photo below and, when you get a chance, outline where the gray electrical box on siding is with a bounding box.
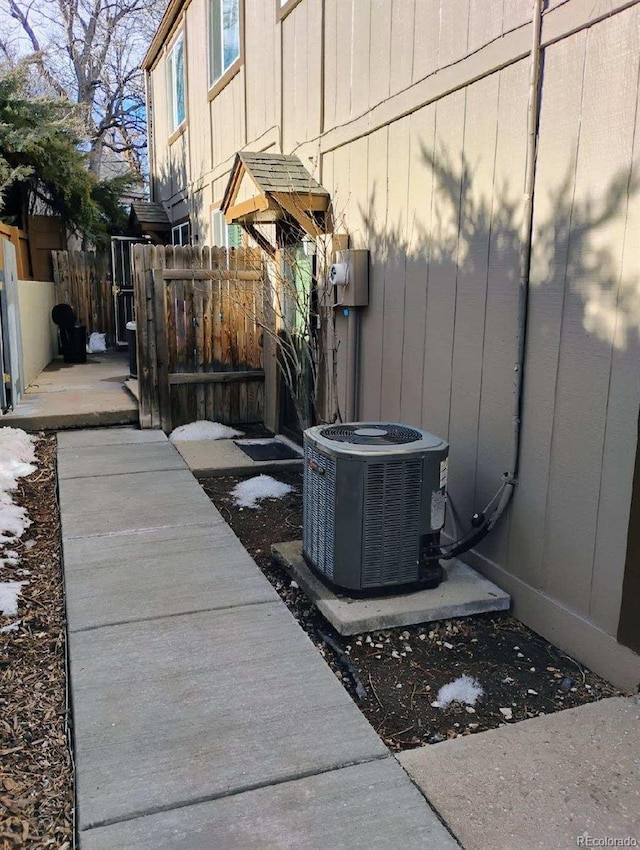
[334,249,369,307]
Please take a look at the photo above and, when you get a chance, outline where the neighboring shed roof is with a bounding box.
[221,152,331,238]
[129,202,171,228]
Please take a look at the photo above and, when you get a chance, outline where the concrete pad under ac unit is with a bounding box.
[271,540,510,635]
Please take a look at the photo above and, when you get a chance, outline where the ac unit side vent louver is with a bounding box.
[362,459,422,587]
[303,443,336,579]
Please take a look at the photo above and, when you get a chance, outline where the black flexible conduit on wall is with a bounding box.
[427,0,544,561]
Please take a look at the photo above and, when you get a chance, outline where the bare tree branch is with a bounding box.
[2,0,165,178]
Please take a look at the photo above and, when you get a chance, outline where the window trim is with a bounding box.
[210,204,243,249]
[171,219,191,246]
[207,0,244,100]
[166,29,187,136]
[277,0,303,22]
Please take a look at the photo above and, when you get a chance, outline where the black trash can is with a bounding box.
[65,324,87,364]
[52,303,86,364]
[126,321,137,378]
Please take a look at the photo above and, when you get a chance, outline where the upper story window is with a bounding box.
[208,0,241,89]
[167,31,186,133]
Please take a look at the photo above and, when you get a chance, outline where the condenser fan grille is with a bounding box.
[320,423,422,445]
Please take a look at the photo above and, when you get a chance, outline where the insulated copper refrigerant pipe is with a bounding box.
[428,0,543,561]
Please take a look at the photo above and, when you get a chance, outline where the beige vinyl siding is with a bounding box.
[169,131,189,198]
[399,104,436,429]
[210,71,245,168]
[281,0,322,153]
[320,5,640,684]
[146,0,640,686]
[150,61,171,199]
[186,0,212,181]
[244,0,279,144]
[412,0,440,83]
[474,58,528,569]
[520,11,640,623]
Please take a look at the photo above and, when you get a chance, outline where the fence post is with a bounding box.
[132,244,151,427]
[152,268,172,434]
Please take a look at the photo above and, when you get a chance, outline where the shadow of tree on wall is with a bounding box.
[152,150,205,245]
[355,144,638,548]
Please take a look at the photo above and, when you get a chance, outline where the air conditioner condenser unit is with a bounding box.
[303,422,449,592]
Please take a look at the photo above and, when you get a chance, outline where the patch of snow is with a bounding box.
[0,549,20,568]
[0,428,36,491]
[230,475,294,509]
[431,675,484,709]
[169,421,244,442]
[499,707,513,720]
[0,581,27,617]
[0,503,31,541]
[0,429,36,551]
[87,332,107,353]
[0,619,20,633]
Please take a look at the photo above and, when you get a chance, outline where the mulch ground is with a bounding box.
[202,471,622,752]
[0,435,73,849]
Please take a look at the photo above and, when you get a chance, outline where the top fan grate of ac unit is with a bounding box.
[320,423,422,445]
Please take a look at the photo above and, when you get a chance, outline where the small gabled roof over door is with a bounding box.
[221,152,332,238]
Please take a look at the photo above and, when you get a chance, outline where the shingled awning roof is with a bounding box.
[221,152,331,238]
[129,202,171,233]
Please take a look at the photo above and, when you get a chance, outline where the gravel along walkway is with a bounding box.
[0,434,73,850]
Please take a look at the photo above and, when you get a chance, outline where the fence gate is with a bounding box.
[111,237,146,345]
[132,244,266,432]
[52,251,114,341]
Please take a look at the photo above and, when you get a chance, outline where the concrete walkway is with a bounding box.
[58,427,459,849]
[399,697,640,850]
[4,351,137,431]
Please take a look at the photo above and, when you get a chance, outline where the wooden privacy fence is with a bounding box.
[0,223,31,280]
[52,251,114,340]
[132,244,266,432]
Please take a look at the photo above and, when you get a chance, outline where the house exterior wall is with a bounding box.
[144,0,640,688]
[17,281,58,389]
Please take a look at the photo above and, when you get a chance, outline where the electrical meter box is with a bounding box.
[330,249,369,307]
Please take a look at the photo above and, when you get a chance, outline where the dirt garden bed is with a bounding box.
[202,471,622,752]
[0,435,72,849]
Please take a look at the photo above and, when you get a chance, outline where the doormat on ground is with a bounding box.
[234,439,301,462]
